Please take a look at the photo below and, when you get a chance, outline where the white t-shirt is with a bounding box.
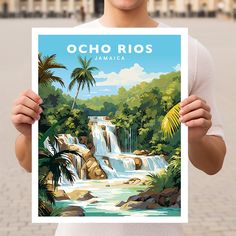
[55,19,224,236]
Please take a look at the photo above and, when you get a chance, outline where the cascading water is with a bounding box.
[44,119,168,182]
[90,116,167,179]
[106,125,121,154]
[140,155,167,172]
[92,124,109,155]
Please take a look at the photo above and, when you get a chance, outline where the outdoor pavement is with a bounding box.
[0,18,235,236]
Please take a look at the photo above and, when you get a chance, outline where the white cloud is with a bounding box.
[173,64,181,72]
[98,88,111,92]
[94,63,164,87]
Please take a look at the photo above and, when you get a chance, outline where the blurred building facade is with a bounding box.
[0,0,235,18]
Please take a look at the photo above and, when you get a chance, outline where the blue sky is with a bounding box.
[39,34,180,100]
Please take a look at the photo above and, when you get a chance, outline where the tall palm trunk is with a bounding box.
[71,83,81,109]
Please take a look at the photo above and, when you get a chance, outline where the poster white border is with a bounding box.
[32,27,188,224]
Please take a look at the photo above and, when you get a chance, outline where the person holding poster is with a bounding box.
[12,0,226,235]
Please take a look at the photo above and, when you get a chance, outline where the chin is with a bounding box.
[109,0,145,10]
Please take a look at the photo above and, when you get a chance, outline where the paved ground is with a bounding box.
[0,18,235,236]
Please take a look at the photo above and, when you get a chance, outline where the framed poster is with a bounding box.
[32,27,188,223]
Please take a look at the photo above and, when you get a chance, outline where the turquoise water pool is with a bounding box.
[56,179,180,217]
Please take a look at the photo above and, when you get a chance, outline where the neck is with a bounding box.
[100,1,158,28]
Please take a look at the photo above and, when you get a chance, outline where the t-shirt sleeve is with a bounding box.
[190,40,224,138]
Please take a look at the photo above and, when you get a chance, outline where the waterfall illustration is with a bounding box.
[44,118,168,182]
[90,116,167,179]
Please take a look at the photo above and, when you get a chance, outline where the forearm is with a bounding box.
[189,135,226,175]
[15,134,32,172]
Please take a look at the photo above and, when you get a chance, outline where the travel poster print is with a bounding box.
[32,28,188,223]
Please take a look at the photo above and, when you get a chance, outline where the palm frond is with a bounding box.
[38,199,52,216]
[50,207,64,216]
[38,53,66,87]
[53,150,80,159]
[71,68,83,79]
[38,53,43,64]
[161,103,180,139]
[49,75,65,87]
[79,56,87,68]
[68,77,77,91]
[39,117,67,147]
[60,165,76,184]
[39,179,55,205]
[44,54,66,70]
[86,57,92,68]
[87,66,98,72]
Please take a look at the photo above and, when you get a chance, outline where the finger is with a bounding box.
[185,118,212,128]
[21,89,43,104]
[12,114,35,125]
[180,95,206,108]
[180,99,210,116]
[180,108,212,123]
[13,104,42,120]
[15,96,41,113]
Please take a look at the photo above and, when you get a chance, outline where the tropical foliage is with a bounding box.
[38,53,66,87]
[161,103,181,139]
[146,155,181,193]
[39,71,181,156]
[38,54,86,215]
[38,136,81,216]
[39,139,79,189]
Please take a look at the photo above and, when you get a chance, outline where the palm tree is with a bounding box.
[39,137,81,189]
[38,135,82,216]
[69,56,98,109]
[161,103,180,139]
[38,53,66,87]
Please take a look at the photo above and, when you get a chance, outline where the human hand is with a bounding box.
[12,89,43,137]
[179,95,212,143]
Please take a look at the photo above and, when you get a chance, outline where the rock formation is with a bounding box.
[116,187,180,210]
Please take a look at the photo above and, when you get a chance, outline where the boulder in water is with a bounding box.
[160,187,178,197]
[54,189,70,201]
[116,201,126,207]
[67,189,96,201]
[138,190,160,202]
[120,201,148,210]
[124,177,141,185]
[120,200,160,210]
[61,206,85,216]
[117,188,180,210]
[100,125,106,130]
[127,195,142,202]
[85,157,107,180]
[133,150,150,155]
[134,157,142,170]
